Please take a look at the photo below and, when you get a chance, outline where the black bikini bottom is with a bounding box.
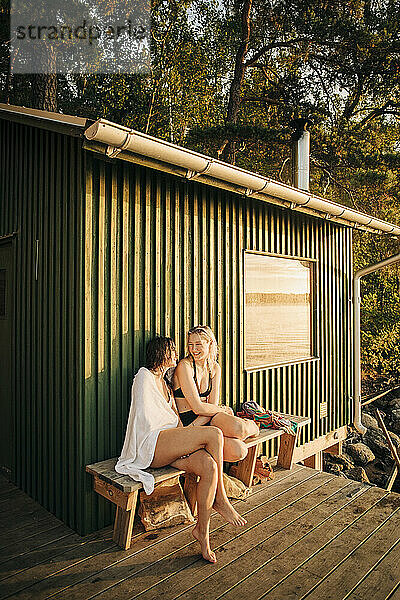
[179,410,197,427]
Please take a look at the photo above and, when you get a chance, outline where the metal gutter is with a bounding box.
[84,119,400,236]
[353,253,400,434]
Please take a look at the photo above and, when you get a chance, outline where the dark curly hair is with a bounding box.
[146,336,176,371]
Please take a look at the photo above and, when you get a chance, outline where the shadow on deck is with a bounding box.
[1,463,400,600]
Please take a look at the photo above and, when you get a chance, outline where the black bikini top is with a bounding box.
[173,356,212,399]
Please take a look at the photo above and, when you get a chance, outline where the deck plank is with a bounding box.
[0,533,115,600]
[0,517,64,551]
[216,487,393,600]
[2,469,400,600]
[0,527,83,578]
[28,468,313,600]
[0,489,25,503]
[174,484,388,600]
[123,474,352,600]
[263,491,400,600]
[388,582,400,600]
[68,471,341,600]
[302,502,400,600]
[345,538,400,600]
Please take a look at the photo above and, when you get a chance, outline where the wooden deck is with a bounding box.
[1,463,400,600]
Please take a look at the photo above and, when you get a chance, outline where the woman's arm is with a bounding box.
[208,363,234,416]
[173,360,226,417]
[208,363,221,406]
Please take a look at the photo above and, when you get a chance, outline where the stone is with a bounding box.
[346,443,375,466]
[346,466,370,484]
[138,477,195,531]
[361,412,379,430]
[363,427,400,464]
[364,460,390,488]
[388,399,400,411]
[388,421,400,435]
[325,464,343,476]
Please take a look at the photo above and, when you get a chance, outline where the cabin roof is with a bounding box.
[1,103,399,236]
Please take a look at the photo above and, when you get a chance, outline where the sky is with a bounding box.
[245,253,311,295]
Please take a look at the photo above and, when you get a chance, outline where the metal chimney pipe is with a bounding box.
[290,118,310,191]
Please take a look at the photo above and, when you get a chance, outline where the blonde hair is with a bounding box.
[187,325,219,370]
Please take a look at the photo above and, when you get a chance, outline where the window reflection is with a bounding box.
[244,252,316,370]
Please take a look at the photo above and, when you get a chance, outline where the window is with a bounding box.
[244,251,317,370]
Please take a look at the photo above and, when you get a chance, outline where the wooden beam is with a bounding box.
[303,452,323,471]
[323,441,343,456]
[293,426,348,463]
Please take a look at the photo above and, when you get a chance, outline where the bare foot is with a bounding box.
[192,525,217,563]
[213,498,247,526]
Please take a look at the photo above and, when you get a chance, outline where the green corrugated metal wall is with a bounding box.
[0,116,353,535]
[82,151,353,534]
[0,118,85,532]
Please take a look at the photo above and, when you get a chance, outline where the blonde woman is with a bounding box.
[116,336,246,564]
[172,326,259,462]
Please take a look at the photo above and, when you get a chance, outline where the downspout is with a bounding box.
[353,253,400,434]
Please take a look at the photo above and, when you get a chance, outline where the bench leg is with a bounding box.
[112,490,138,550]
[277,432,299,469]
[234,444,259,487]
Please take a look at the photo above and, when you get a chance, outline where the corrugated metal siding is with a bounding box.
[0,118,85,532]
[83,153,353,533]
[0,116,353,535]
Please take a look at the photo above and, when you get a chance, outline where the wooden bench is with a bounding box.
[86,413,310,549]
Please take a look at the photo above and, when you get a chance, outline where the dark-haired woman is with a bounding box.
[116,336,246,564]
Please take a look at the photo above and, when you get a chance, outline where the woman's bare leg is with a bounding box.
[171,450,217,563]
[222,437,248,462]
[151,426,246,526]
[210,413,259,440]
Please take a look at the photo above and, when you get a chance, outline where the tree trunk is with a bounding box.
[222,0,252,163]
[31,47,58,111]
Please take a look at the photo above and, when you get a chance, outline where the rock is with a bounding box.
[388,399,400,411]
[325,463,343,476]
[363,427,400,464]
[388,421,400,435]
[361,413,379,430]
[326,452,354,469]
[346,443,375,466]
[364,460,390,488]
[391,409,400,421]
[346,466,370,484]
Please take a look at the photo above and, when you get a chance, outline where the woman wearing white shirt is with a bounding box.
[116,336,246,564]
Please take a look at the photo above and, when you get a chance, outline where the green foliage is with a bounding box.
[361,325,400,381]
